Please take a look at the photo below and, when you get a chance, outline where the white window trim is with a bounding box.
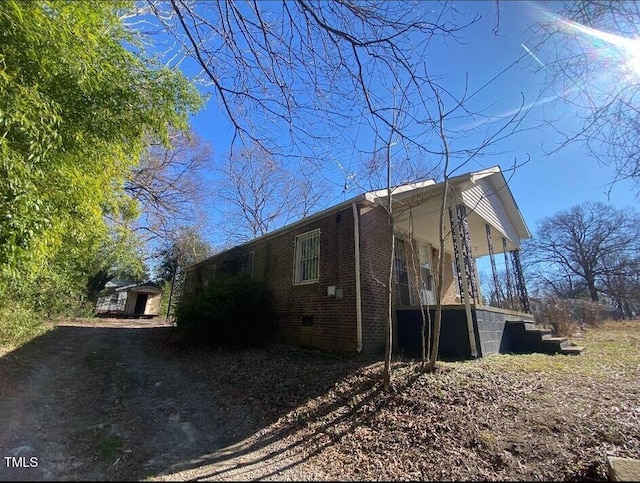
[293,228,321,285]
[417,241,435,305]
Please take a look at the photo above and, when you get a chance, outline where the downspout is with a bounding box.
[352,202,363,353]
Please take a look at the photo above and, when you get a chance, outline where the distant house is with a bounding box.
[184,166,580,357]
[95,281,162,318]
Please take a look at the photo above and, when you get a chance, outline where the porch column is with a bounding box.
[449,205,480,303]
[510,249,530,313]
[485,224,502,307]
[502,237,515,311]
[449,204,478,358]
[449,208,465,299]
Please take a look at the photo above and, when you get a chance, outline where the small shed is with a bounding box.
[95,281,162,318]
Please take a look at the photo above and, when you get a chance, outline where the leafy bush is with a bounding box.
[0,271,92,349]
[175,275,274,347]
[0,304,51,348]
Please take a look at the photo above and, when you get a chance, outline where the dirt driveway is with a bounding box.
[0,318,350,481]
[3,318,639,481]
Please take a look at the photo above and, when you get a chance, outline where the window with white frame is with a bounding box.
[293,229,320,284]
[417,242,435,305]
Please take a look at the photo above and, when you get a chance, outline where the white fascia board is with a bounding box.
[364,179,437,204]
[486,170,532,240]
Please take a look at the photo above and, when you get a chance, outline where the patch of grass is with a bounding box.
[97,434,124,462]
[0,305,52,350]
[85,423,124,463]
[143,470,158,481]
[477,319,640,381]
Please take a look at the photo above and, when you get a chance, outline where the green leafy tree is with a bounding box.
[84,227,149,303]
[0,0,201,310]
[156,228,212,284]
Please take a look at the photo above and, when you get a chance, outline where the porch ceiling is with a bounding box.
[394,203,519,257]
[390,174,526,256]
[365,166,530,257]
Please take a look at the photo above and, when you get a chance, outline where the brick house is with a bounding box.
[184,166,540,357]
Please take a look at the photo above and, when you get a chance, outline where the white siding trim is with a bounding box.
[460,178,520,246]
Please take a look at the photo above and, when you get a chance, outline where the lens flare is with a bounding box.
[557,17,640,78]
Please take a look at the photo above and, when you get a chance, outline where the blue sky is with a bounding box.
[183,0,637,246]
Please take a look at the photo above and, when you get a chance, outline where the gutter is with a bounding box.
[185,193,374,274]
[352,202,363,353]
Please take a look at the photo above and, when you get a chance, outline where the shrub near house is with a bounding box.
[175,274,274,348]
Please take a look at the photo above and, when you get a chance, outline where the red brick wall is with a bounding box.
[185,206,358,353]
[357,206,461,354]
[184,201,462,355]
[358,204,393,354]
[441,251,460,304]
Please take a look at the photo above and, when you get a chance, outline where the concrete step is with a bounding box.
[540,336,571,354]
[506,320,536,331]
[561,345,585,355]
[506,320,584,356]
[528,328,553,336]
[541,336,568,343]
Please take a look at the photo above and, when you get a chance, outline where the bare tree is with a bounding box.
[479,268,525,311]
[124,130,214,245]
[420,79,531,371]
[533,1,640,194]
[600,254,640,318]
[524,201,640,304]
[218,144,326,243]
[142,1,541,386]
[142,1,487,169]
[363,83,531,382]
[406,207,433,365]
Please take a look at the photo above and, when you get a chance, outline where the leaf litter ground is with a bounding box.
[0,319,638,481]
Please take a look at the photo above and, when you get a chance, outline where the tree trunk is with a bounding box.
[425,180,449,372]
[586,273,598,302]
[426,89,450,372]
[383,225,394,390]
[408,210,430,367]
[623,299,632,320]
[166,269,177,321]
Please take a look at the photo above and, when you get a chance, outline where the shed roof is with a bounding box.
[115,281,162,294]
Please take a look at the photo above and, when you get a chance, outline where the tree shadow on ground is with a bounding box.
[0,320,385,480]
